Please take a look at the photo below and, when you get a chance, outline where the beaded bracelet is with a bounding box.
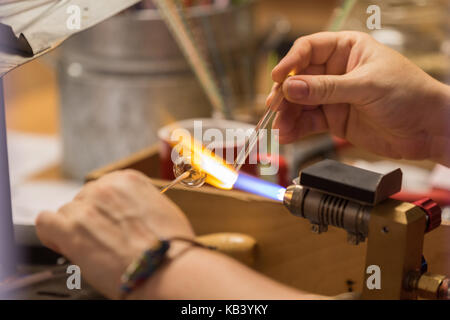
[119,237,215,299]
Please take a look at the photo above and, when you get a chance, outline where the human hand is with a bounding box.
[35,170,194,299]
[270,31,450,165]
[35,170,330,300]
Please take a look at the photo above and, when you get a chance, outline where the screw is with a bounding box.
[346,279,355,292]
[347,233,360,245]
[311,224,327,234]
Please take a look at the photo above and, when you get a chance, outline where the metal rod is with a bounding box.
[152,0,231,119]
[0,265,67,293]
[0,78,16,282]
[326,0,358,32]
[160,170,191,194]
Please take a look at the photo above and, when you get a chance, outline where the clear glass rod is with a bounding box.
[233,85,285,172]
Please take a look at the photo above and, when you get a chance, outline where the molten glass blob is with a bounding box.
[173,156,206,188]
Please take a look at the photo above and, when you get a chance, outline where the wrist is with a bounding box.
[123,241,209,300]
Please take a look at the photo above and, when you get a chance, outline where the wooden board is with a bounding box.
[87,146,450,296]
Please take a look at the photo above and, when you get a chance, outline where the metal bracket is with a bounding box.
[300,159,402,205]
[0,78,16,280]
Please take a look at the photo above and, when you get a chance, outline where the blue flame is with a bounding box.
[233,173,286,202]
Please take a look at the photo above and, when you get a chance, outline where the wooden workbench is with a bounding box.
[2,0,448,299]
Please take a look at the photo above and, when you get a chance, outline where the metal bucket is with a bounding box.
[58,4,255,180]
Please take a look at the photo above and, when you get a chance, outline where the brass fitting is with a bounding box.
[406,272,449,300]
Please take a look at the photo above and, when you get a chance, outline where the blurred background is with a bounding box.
[3,0,450,229]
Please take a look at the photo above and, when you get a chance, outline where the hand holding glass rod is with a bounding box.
[233,73,294,172]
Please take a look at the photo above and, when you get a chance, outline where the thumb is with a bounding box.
[282,74,362,105]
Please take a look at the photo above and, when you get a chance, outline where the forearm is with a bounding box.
[128,245,325,300]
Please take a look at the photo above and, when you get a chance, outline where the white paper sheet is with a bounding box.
[0,0,140,76]
[7,130,82,225]
[11,180,82,225]
[430,165,450,191]
[7,130,61,186]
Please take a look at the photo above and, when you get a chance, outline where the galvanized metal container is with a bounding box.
[58,4,255,180]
